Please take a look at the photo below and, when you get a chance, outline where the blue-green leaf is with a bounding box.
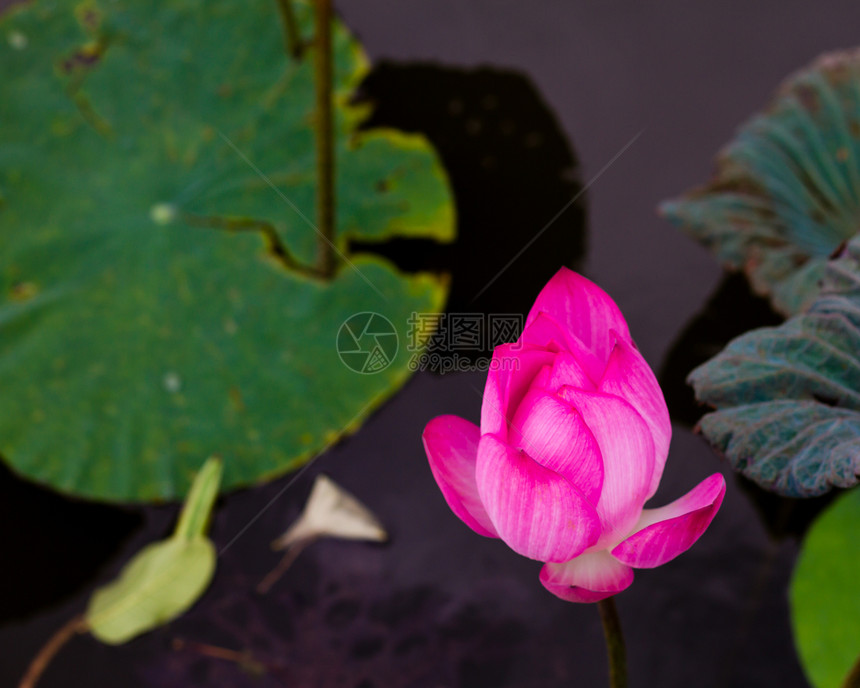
[661,48,860,316]
[689,236,860,497]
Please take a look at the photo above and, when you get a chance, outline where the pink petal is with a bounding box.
[519,311,568,351]
[526,268,631,365]
[600,337,671,500]
[541,351,596,392]
[519,313,603,382]
[540,551,634,603]
[476,434,601,562]
[528,364,555,391]
[611,473,726,568]
[508,390,604,502]
[559,388,655,545]
[480,345,555,439]
[423,415,498,538]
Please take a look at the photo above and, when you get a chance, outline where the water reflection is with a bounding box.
[350,63,587,364]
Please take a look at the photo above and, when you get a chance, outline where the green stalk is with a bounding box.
[597,597,628,688]
[313,0,336,278]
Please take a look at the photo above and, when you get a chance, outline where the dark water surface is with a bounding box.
[4,1,860,686]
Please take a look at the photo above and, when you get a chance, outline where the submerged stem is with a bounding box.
[313,0,336,278]
[19,614,88,688]
[172,638,267,674]
[275,0,303,60]
[597,597,628,688]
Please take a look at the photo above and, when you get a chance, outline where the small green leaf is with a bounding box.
[174,456,222,541]
[85,458,221,644]
[791,488,860,688]
[662,48,860,316]
[86,537,215,645]
[690,235,860,497]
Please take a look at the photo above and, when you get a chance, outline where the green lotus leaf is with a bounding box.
[689,235,860,497]
[661,48,860,316]
[0,0,453,501]
[86,457,221,644]
[790,488,860,688]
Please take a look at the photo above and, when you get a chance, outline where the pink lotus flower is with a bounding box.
[423,268,725,602]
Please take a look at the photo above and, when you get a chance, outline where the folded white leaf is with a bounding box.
[273,474,388,550]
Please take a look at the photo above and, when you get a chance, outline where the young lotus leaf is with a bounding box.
[791,488,860,688]
[87,537,215,645]
[661,48,860,316]
[86,457,221,644]
[689,235,860,497]
[0,0,453,501]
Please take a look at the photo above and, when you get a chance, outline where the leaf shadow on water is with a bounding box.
[0,459,143,622]
[349,62,588,364]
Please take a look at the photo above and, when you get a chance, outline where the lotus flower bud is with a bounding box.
[423,268,725,602]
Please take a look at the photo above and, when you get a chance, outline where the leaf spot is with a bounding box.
[150,203,177,225]
[10,281,38,301]
[163,372,182,394]
[7,31,27,50]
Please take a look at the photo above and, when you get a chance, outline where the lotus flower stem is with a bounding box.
[843,652,860,688]
[18,614,88,688]
[597,598,627,688]
[313,0,336,278]
[276,0,303,60]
